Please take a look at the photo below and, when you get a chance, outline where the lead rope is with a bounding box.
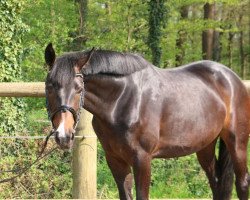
[0,130,57,183]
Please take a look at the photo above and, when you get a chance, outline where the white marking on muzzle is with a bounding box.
[56,120,66,138]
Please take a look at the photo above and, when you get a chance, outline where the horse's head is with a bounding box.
[44,43,94,150]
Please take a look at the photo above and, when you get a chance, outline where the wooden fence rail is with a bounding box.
[0,80,250,97]
[0,82,45,97]
[1,80,250,199]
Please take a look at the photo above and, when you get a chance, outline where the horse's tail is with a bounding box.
[216,138,234,199]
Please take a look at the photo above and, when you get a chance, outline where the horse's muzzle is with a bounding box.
[54,131,74,150]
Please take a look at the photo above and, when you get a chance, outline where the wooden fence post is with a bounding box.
[72,109,97,199]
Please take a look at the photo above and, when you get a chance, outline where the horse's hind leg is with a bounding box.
[197,137,234,200]
[196,138,222,200]
[222,103,250,200]
[105,153,133,200]
[223,127,249,200]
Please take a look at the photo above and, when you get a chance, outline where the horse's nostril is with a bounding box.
[71,133,74,140]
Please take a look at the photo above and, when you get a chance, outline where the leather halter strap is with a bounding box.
[50,105,78,127]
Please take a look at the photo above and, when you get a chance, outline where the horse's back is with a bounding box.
[164,60,243,88]
[158,60,248,106]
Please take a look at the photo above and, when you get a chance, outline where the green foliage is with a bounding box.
[85,0,149,54]
[0,0,27,80]
[159,0,250,71]
[0,142,73,199]
[0,0,28,133]
[21,0,78,82]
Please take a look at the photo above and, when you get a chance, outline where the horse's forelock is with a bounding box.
[48,53,82,86]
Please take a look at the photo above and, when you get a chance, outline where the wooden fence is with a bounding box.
[1,80,250,199]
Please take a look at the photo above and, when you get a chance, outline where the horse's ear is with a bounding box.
[45,43,56,70]
[77,47,95,70]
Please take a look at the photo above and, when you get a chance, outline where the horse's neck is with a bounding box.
[83,67,157,123]
[83,75,127,121]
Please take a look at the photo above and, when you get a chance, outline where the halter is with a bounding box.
[46,73,84,130]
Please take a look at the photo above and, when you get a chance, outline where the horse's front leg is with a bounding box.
[105,153,133,200]
[133,153,152,200]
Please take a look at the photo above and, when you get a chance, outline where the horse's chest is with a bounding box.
[92,119,138,161]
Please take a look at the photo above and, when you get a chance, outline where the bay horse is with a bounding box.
[44,43,249,200]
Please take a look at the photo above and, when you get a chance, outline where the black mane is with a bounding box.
[83,50,149,76]
[48,50,149,85]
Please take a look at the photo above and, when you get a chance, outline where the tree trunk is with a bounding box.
[227,31,234,69]
[175,6,189,66]
[238,12,246,79]
[202,3,215,60]
[212,3,222,62]
[189,5,198,61]
[73,0,88,50]
[212,31,221,61]
[239,29,245,78]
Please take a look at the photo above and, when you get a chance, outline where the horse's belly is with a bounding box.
[152,111,225,158]
[152,119,225,158]
[152,131,218,158]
